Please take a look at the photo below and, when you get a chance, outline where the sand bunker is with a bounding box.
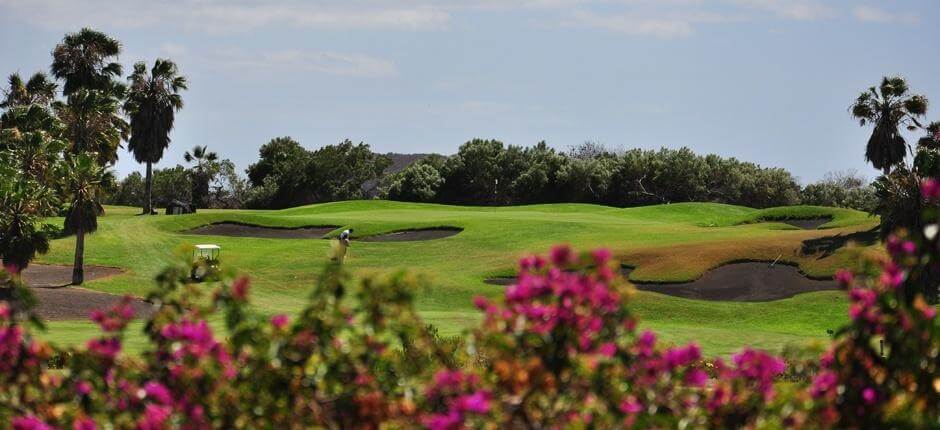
[9,264,154,320]
[486,263,837,302]
[483,276,515,286]
[187,222,336,239]
[22,264,124,288]
[766,217,831,230]
[630,262,836,302]
[359,228,462,242]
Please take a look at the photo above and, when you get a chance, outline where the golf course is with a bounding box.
[30,200,880,356]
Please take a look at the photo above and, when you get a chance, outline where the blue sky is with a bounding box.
[1,0,937,182]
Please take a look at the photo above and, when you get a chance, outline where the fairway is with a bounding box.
[35,201,879,356]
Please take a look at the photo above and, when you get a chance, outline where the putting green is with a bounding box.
[34,201,880,356]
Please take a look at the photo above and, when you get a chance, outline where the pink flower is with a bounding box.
[422,411,462,430]
[457,391,491,414]
[11,416,52,430]
[3,263,19,275]
[0,303,10,320]
[922,178,939,200]
[619,397,643,414]
[685,369,709,387]
[138,404,172,430]
[231,276,250,300]
[880,263,905,289]
[862,387,877,405]
[810,371,837,398]
[597,342,617,357]
[834,269,854,288]
[72,417,96,430]
[591,248,612,266]
[550,245,574,266]
[76,380,92,395]
[86,338,121,360]
[270,314,289,330]
[144,381,173,405]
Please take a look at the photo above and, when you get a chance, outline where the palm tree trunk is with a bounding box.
[72,226,85,285]
[145,161,153,215]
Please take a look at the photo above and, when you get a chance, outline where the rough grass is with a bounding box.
[33,201,880,356]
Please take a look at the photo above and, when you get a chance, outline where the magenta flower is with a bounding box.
[834,269,854,288]
[138,404,172,430]
[86,338,121,360]
[457,391,491,414]
[685,368,709,387]
[270,314,290,330]
[921,178,939,200]
[550,245,574,266]
[231,276,250,300]
[71,417,96,430]
[76,380,92,396]
[879,263,905,289]
[11,416,52,430]
[144,381,173,405]
[862,387,877,405]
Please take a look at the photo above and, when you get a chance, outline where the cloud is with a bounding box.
[568,11,695,38]
[207,49,397,78]
[0,0,452,32]
[725,0,835,21]
[853,6,919,24]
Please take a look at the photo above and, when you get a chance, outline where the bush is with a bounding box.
[0,179,937,428]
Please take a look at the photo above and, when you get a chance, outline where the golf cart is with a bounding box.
[192,244,220,281]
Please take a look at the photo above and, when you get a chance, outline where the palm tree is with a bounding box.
[0,72,57,109]
[62,153,114,285]
[51,28,123,97]
[54,89,128,166]
[850,76,928,174]
[184,145,218,208]
[124,59,188,214]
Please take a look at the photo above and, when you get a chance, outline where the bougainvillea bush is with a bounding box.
[0,179,937,429]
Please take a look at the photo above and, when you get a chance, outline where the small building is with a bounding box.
[165,200,195,215]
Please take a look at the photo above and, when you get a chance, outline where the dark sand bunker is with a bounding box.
[770,218,832,230]
[631,262,836,302]
[360,228,461,242]
[187,222,336,239]
[484,276,515,286]
[11,264,154,320]
[23,264,124,288]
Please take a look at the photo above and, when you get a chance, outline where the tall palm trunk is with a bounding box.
[145,160,153,214]
[72,215,85,285]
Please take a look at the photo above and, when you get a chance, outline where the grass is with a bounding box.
[33,201,880,356]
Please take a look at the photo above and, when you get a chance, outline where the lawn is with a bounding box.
[34,200,880,356]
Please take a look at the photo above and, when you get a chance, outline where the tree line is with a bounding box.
[109,135,877,211]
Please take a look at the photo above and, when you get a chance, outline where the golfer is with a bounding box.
[333,228,353,263]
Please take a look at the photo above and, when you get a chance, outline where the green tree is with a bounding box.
[54,89,127,166]
[184,145,219,208]
[246,136,308,187]
[124,59,188,215]
[850,76,928,174]
[308,139,390,202]
[383,162,443,202]
[62,153,114,284]
[0,72,57,109]
[50,28,123,97]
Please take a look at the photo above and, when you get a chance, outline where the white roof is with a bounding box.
[194,244,221,250]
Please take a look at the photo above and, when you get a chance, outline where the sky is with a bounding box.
[1,0,938,183]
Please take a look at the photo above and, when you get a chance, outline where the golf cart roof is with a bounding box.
[194,244,221,250]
